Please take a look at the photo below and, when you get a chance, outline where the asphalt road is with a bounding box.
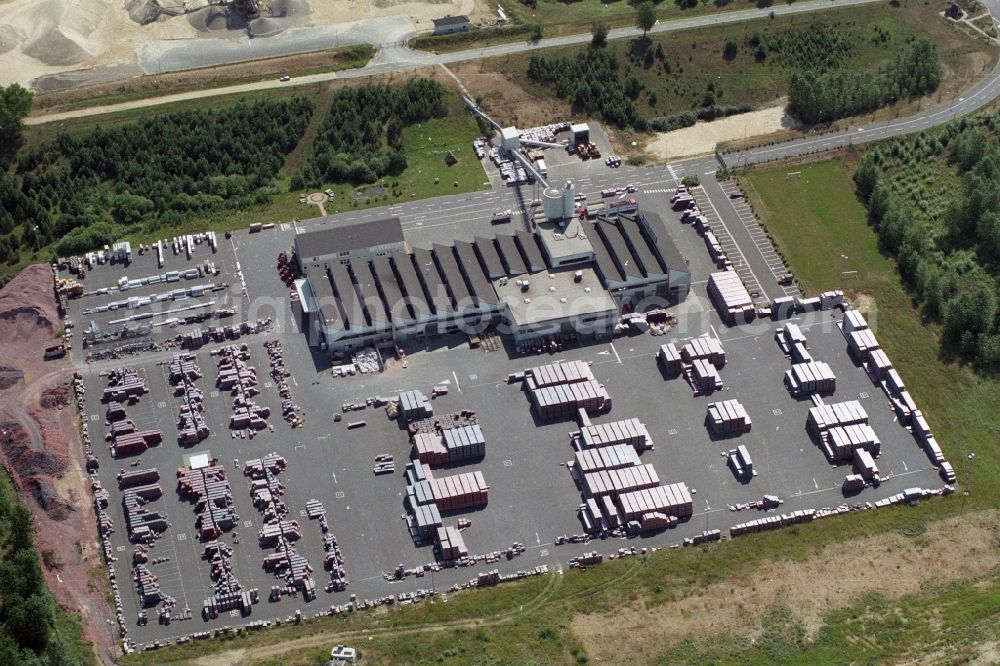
[27,0,883,125]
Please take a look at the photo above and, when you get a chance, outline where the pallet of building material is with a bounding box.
[111,429,163,457]
[853,448,880,485]
[435,525,468,561]
[574,443,641,474]
[583,464,660,501]
[106,401,127,422]
[530,380,611,420]
[242,453,286,478]
[848,328,880,361]
[770,296,795,321]
[407,410,479,435]
[524,359,595,389]
[784,361,836,397]
[842,474,866,493]
[428,470,489,512]
[616,483,693,521]
[726,445,754,480]
[577,418,652,451]
[258,520,302,546]
[687,358,723,394]
[842,309,868,335]
[411,503,443,542]
[373,463,395,475]
[866,348,893,380]
[639,512,677,533]
[657,343,683,375]
[706,399,751,436]
[821,423,881,462]
[681,336,726,368]
[168,356,203,383]
[807,400,868,435]
[305,500,326,520]
[708,270,755,325]
[398,390,433,422]
[729,509,816,537]
[820,290,844,310]
[110,419,137,438]
[134,564,161,607]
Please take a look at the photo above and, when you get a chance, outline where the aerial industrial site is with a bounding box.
[36,106,956,654]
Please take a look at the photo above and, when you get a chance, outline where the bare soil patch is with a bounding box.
[450,60,573,128]
[645,104,800,161]
[571,510,1000,665]
[0,264,114,656]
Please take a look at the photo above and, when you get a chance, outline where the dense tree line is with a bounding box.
[0,477,77,665]
[855,114,1000,370]
[789,38,940,124]
[0,97,312,259]
[527,49,644,129]
[298,80,447,187]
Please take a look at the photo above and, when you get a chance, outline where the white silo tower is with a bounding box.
[562,180,576,219]
[543,186,564,220]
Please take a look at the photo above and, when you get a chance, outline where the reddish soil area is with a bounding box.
[0,264,114,658]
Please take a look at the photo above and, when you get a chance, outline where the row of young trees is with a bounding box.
[1,97,313,259]
[527,48,645,129]
[854,116,1000,370]
[296,80,447,188]
[789,37,940,124]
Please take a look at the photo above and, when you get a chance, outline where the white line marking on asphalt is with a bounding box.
[610,342,622,364]
[452,370,462,392]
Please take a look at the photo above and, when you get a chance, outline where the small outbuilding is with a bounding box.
[432,15,471,35]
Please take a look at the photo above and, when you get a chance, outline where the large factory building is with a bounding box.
[296,207,689,353]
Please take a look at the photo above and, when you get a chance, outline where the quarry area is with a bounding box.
[0,0,486,90]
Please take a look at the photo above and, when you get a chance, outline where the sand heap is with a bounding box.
[0,0,107,66]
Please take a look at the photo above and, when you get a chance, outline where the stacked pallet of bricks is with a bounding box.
[822,423,881,461]
[573,444,641,475]
[133,563,161,608]
[413,423,486,465]
[199,539,250,619]
[730,509,816,537]
[398,390,433,422]
[708,270,755,325]
[122,480,168,544]
[304,499,349,592]
[582,464,660,501]
[576,416,653,452]
[264,340,301,427]
[848,328,880,362]
[681,336,727,368]
[169,356,210,445]
[110,424,163,458]
[706,399,751,435]
[101,367,148,403]
[435,525,469,561]
[703,230,729,269]
[177,462,239,540]
[214,345,270,430]
[405,460,489,512]
[657,343,683,375]
[726,445,754,479]
[687,358,723,394]
[524,360,611,420]
[911,412,954,481]
[775,323,809,362]
[807,400,869,437]
[853,448,880,485]
[783,361,836,397]
[411,502,443,542]
[616,482,694,522]
[244,455,317,601]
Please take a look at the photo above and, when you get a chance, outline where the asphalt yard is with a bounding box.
[65,149,943,647]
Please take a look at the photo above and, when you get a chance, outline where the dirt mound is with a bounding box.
[0,24,19,56]
[0,367,23,391]
[248,17,284,37]
[0,264,58,337]
[188,6,246,33]
[22,24,95,65]
[40,384,70,409]
[126,0,166,24]
[0,419,69,482]
[27,477,74,521]
[267,0,309,18]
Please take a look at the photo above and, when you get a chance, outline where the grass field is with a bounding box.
[471,1,993,128]
[121,157,1000,666]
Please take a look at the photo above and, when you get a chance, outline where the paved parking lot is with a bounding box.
[61,138,948,648]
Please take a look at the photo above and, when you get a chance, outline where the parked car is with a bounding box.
[279,75,291,82]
